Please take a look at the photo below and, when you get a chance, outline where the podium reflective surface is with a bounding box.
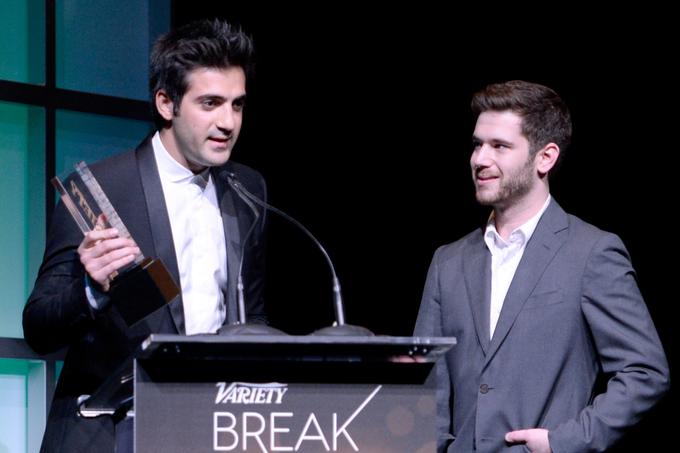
[80,334,456,453]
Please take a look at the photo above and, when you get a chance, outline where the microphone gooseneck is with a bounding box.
[225,172,373,336]
[218,171,286,336]
[230,185,259,326]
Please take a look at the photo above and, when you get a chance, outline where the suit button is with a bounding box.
[479,384,489,394]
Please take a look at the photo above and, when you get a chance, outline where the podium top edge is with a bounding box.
[143,334,456,349]
[137,334,457,362]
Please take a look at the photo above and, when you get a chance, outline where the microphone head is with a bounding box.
[311,323,374,337]
[218,323,287,336]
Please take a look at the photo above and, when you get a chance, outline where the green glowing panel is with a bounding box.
[0,0,45,84]
[0,358,46,453]
[56,0,170,100]
[56,110,152,176]
[0,102,45,338]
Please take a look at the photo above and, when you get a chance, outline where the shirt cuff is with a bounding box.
[84,275,111,311]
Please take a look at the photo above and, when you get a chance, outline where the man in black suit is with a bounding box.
[23,19,267,452]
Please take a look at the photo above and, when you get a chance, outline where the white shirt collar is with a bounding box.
[485,194,552,249]
[152,131,196,184]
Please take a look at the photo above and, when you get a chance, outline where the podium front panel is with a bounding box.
[129,335,455,453]
[135,369,437,452]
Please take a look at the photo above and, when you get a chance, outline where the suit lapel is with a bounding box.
[135,138,184,334]
[483,200,569,367]
[463,229,492,355]
[214,166,243,325]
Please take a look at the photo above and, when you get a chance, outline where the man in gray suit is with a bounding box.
[414,80,669,452]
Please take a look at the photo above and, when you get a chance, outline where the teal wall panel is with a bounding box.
[0,102,45,339]
[0,358,47,453]
[56,110,152,176]
[0,368,27,452]
[56,0,170,100]
[0,0,45,85]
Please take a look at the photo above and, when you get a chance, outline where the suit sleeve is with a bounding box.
[22,201,95,354]
[549,233,670,452]
[414,247,455,453]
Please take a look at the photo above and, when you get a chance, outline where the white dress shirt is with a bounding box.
[484,195,551,339]
[152,132,227,334]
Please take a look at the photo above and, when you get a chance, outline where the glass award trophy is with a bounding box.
[52,161,180,326]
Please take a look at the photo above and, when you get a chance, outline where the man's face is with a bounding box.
[470,110,537,209]
[158,66,246,172]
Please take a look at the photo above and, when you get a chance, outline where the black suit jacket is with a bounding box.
[23,136,267,452]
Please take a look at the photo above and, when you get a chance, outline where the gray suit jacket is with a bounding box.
[414,200,669,453]
[23,136,267,452]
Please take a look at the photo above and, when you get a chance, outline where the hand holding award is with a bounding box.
[52,162,180,326]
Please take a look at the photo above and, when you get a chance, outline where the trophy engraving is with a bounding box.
[52,161,180,326]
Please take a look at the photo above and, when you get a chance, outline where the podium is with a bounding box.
[78,334,456,453]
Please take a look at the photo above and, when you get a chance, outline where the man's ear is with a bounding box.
[535,143,560,176]
[155,90,174,121]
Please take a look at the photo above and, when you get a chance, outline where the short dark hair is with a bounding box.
[471,80,572,162]
[149,18,255,129]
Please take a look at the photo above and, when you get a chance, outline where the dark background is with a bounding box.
[174,4,674,450]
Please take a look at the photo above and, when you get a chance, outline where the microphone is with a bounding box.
[224,171,373,336]
[218,170,286,335]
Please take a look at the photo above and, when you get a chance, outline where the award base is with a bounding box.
[110,258,179,327]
